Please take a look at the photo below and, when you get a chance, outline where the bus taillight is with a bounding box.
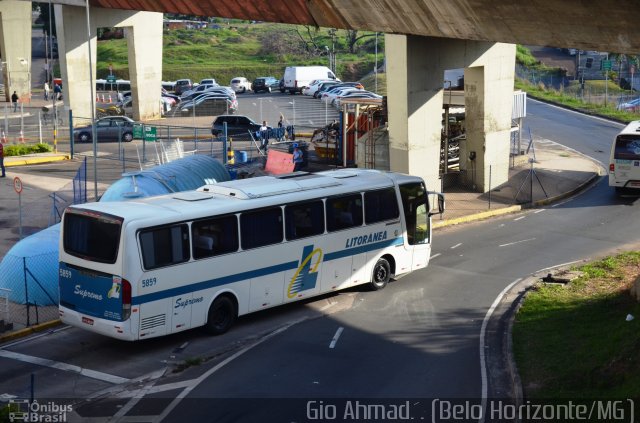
[122,279,132,320]
[610,163,615,173]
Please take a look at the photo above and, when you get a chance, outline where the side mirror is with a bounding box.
[428,192,445,216]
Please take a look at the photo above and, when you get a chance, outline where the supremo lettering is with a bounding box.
[175,297,204,309]
[345,231,388,249]
[74,285,103,301]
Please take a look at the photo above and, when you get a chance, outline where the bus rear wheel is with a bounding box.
[204,296,237,335]
[370,258,390,290]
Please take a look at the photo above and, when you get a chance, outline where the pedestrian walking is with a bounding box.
[54,84,62,100]
[292,143,304,171]
[11,91,19,112]
[0,141,5,178]
[44,82,50,101]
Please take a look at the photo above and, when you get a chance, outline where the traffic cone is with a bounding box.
[18,130,25,143]
[1,130,6,143]
[96,93,100,102]
[108,94,112,103]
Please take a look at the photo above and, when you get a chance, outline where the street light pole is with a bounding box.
[85,0,99,201]
[374,32,378,93]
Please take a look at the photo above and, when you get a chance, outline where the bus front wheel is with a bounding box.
[204,296,237,335]
[370,258,390,290]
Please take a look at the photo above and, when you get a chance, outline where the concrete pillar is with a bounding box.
[0,1,32,103]
[386,34,515,192]
[55,6,163,122]
[463,44,516,191]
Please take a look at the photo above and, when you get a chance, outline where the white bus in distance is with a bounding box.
[59,169,445,341]
[609,120,640,193]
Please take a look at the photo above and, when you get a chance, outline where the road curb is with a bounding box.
[531,157,605,207]
[0,319,62,344]
[433,205,522,229]
[5,154,70,167]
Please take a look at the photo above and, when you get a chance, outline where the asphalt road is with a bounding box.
[1,100,638,423]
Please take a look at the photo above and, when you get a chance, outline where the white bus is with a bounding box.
[59,169,444,341]
[609,120,640,193]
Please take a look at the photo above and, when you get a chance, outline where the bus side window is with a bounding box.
[285,200,324,240]
[140,224,190,270]
[192,215,238,259]
[326,193,362,232]
[240,207,283,250]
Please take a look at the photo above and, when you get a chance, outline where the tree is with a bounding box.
[345,30,376,54]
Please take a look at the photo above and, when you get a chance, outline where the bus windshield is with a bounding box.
[63,211,123,263]
[614,135,640,161]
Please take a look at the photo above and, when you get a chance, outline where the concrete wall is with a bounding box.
[386,34,515,192]
[54,5,163,122]
[0,1,31,103]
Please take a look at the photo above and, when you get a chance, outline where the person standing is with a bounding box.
[0,141,5,178]
[11,91,19,112]
[44,82,50,101]
[54,84,62,100]
[292,143,304,171]
[259,120,269,150]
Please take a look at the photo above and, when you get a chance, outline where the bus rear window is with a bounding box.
[614,136,640,160]
[63,212,123,263]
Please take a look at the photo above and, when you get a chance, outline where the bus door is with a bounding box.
[399,182,431,271]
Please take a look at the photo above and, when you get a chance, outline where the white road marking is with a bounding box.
[479,278,521,423]
[451,243,462,249]
[0,350,130,384]
[319,301,336,311]
[534,259,584,274]
[156,318,306,422]
[514,216,525,221]
[329,327,344,349]
[430,253,442,259]
[499,238,535,247]
[533,209,545,214]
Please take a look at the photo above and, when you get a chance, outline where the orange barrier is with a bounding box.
[265,149,294,174]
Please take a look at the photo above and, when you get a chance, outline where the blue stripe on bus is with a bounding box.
[131,236,405,306]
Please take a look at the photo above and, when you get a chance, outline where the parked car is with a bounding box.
[251,77,280,93]
[180,83,219,100]
[321,87,364,104]
[199,78,218,86]
[179,95,237,116]
[211,115,269,140]
[230,77,252,93]
[302,79,337,96]
[74,116,135,143]
[313,81,342,98]
[282,66,337,94]
[174,79,193,95]
[617,98,640,111]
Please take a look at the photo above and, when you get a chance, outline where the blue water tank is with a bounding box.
[0,155,230,306]
[100,155,229,201]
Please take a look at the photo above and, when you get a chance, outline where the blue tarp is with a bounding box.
[0,155,230,306]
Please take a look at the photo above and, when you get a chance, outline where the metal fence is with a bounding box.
[516,64,640,112]
[0,252,60,330]
[1,103,70,146]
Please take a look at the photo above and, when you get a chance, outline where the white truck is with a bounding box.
[281,66,337,94]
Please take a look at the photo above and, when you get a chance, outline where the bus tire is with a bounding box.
[370,258,390,291]
[204,296,237,335]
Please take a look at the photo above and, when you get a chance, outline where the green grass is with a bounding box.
[4,143,52,156]
[515,79,639,122]
[97,23,382,85]
[513,252,640,399]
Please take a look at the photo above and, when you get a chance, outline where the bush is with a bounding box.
[4,143,53,157]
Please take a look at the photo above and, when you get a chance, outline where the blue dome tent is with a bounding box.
[0,155,230,307]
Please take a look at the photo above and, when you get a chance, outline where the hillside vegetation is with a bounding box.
[97,21,383,86]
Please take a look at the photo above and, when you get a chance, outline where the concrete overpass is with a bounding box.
[2,0,637,192]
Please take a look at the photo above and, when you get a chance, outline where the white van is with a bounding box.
[282,66,337,94]
[609,120,640,193]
